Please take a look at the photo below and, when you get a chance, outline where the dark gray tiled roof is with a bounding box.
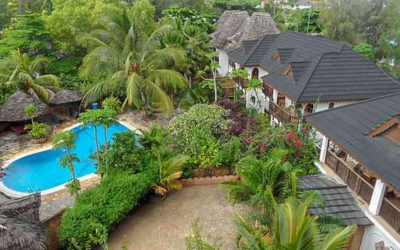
[305,93,400,191]
[298,175,371,226]
[228,32,400,102]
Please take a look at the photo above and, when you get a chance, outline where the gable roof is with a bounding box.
[298,175,371,226]
[211,11,279,50]
[305,93,400,191]
[228,32,400,102]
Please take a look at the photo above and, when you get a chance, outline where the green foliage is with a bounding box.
[98,131,153,175]
[186,223,219,250]
[163,7,215,33]
[235,191,357,249]
[214,0,259,12]
[0,84,14,106]
[0,13,52,56]
[24,104,37,123]
[128,0,157,37]
[376,0,400,61]
[243,124,318,174]
[151,151,189,196]
[45,0,125,51]
[287,9,322,34]
[65,178,81,196]
[0,50,60,102]
[53,131,78,150]
[354,43,375,61]
[25,122,51,139]
[378,62,400,79]
[102,97,122,113]
[79,9,187,115]
[47,56,81,76]
[222,149,294,215]
[58,168,157,249]
[220,136,242,167]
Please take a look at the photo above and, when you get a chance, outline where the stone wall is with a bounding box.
[181,175,239,186]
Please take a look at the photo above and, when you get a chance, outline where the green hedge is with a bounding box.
[58,168,157,249]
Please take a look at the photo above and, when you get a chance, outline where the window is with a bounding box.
[251,68,259,79]
[277,93,285,106]
[304,103,314,114]
[328,103,335,109]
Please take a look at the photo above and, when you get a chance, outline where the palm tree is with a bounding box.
[79,11,187,116]
[235,190,356,250]
[222,149,294,216]
[151,149,189,197]
[161,18,212,87]
[78,109,103,167]
[52,131,80,196]
[24,104,36,126]
[99,108,118,169]
[0,50,59,102]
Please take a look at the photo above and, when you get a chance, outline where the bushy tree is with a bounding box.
[45,0,125,51]
[0,13,52,56]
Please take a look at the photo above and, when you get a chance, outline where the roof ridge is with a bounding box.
[243,35,268,65]
[305,92,400,118]
[296,53,325,101]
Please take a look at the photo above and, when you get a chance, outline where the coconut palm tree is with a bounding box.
[79,10,187,116]
[0,50,59,102]
[78,109,103,167]
[235,190,356,250]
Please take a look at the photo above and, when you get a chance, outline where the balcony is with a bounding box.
[319,146,400,233]
[268,101,299,124]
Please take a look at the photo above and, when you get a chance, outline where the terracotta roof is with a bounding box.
[0,91,48,122]
[211,11,279,50]
[228,31,400,102]
[49,89,83,105]
[305,93,400,191]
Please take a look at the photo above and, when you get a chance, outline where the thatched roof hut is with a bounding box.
[49,89,83,105]
[0,91,49,123]
[211,11,279,50]
[0,193,46,250]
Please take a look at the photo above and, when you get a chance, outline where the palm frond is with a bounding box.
[35,74,60,87]
[318,225,356,250]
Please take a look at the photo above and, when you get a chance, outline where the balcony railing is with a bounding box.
[380,198,400,232]
[324,149,400,232]
[325,150,374,203]
[268,101,299,124]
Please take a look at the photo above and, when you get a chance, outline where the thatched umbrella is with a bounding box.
[211,11,279,50]
[0,91,48,123]
[49,89,83,105]
[0,193,45,250]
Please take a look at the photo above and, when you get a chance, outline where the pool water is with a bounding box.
[2,123,128,193]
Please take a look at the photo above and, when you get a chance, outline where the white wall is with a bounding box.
[217,49,230,76]
[361,224,400,250]
[300,101,355,115]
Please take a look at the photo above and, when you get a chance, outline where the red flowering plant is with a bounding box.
[243,123,318,175]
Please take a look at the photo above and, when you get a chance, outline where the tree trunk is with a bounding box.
[213,70,218,102]
[31,117,34,126]
[94,125,101,167]
[140,90,149,117]
[66,147,76,181]
[103,126,108,170]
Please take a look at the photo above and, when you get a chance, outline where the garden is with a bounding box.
[0,0,371,249]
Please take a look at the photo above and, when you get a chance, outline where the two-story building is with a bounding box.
[211,10,279,76]
[306,93,400,249]
[224,31,400,125]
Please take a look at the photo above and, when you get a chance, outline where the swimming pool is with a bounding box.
[2,122,130,195]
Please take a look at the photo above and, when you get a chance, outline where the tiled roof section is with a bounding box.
[305,93,400,191]
[228,31,400,102]
[298,175,371,226]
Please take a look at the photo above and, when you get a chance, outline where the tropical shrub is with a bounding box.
[222,149,295,216]
[217,99,255,136]
[25,122,51,139]
[243,124,318,174]
[98,131,154,175]
[58,168,157,249]
[169,104,230,143]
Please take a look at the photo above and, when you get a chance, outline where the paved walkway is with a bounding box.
[107,185,249,250]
